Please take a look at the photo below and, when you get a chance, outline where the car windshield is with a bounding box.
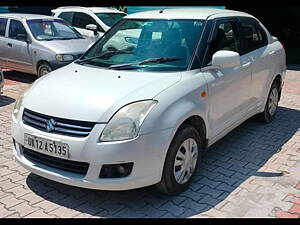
[78,19,205,72]
[95,13,126,27]
[26,18,82,41]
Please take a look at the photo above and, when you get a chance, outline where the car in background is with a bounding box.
[52,7,126,42]
[0,66,4,92]
[0,14,92,77]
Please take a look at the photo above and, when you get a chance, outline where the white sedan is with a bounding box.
[11,8,286,195]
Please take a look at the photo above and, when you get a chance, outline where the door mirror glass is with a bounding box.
[212,50,240,68]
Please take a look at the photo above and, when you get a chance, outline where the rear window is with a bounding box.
[0,18,7,36]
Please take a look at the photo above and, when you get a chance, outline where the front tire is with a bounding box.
[257,81,280,123]
[156,125,203,195]
[37,63,52,77]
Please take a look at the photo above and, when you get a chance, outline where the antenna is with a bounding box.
[159,8,166,13]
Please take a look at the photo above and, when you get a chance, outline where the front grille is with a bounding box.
[22,108,95,137]
[23,147,89,175]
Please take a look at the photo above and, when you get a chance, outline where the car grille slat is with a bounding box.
[22,108,96,137]
[53,127,90,136]
[23,147,89,175]
[23,115,47,129]
[55,121,92,131]
[23,111,48,123]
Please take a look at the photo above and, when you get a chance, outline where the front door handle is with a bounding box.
[7,43,12,47]
[241,62,251,68]
[269,50,275,55]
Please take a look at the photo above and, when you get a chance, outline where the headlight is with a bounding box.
[55,54,74,62]
[100,100,157,142]
[13,85,32,118]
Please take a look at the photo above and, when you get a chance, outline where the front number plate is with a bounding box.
[24,133,70,159]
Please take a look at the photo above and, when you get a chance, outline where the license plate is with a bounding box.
[24,133,70,159]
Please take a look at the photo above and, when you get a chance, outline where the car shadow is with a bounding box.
[3,71,37,84]
[26,106,300,218]
[287,64,300,71]
[0,95,15,107]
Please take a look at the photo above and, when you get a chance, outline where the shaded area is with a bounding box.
[3,71,37,84]
[26,106,300,218]
[0,95,15,107]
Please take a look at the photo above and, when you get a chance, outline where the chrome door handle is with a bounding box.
[241,62,251,68]
[269,50,275,55]
[7,43,12,47]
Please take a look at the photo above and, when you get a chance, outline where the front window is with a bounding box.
[95,13,126,27]
[79,19,205,72]
[26,18,83,41]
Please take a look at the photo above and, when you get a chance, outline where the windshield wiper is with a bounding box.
[76,50,133,65]
[108,57,183,70]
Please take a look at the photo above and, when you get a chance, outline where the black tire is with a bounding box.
[257,81,280,123]
[156,125,203,195]
[37,62,52,77]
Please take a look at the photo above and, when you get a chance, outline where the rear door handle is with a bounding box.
[241,62,251,68]
[7,43,12,47]
[269,50,275,55]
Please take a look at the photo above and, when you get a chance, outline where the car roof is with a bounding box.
[0,13,58,20]
[52,6,125,14]
[125,7,253,20]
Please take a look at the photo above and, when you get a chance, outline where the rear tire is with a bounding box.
[156,125,203,195]
[37,62,52,77]
[257,81,280,123]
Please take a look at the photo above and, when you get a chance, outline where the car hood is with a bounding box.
[23,63,182,123]
[39,38,92,54]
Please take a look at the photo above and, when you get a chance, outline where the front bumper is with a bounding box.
[48,60,72,71]
[11,108,174,190]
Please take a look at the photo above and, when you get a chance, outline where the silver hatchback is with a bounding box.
[0,14,92,77]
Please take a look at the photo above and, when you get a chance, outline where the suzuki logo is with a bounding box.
[46,118,56,132]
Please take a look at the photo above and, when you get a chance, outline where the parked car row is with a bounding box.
[0,7,126,77]
[10,8,286,194]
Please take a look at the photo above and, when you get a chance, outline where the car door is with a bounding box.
[201,18,253,138]
[72,12,105,41]
[238,18,272,108]
[0,17,9,67]
[6,19,33,73]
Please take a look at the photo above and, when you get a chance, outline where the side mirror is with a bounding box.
[86,24,98,35]
[211,50,240,69]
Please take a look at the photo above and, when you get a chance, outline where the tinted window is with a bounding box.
[9,19,27,40]
[240,20,267,53]
[0,18,7,36]
[95,13,125,27]
[58,12,74,25]
[81,19,205,72]
[256,23,268,46]
[205,21,241,65]
[73,12,104,32]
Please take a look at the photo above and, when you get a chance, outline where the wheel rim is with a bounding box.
[39,67,50,76]
[268,87,279,116]
[173,138,198,184]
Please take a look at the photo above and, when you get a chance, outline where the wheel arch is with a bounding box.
[36,60,51,74]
